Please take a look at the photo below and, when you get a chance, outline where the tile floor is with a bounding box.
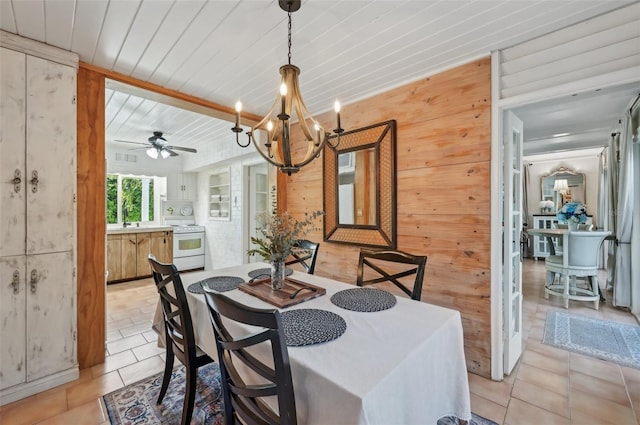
[1,259,639,424]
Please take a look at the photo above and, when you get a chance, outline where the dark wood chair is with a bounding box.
[356,249,427,301]
[149,255,215,425]
[285,239,320,274]
[203,290,297,425]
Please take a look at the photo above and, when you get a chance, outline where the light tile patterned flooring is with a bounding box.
[1,260,639,424]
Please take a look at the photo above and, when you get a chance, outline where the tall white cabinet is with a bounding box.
[0,32,78,405]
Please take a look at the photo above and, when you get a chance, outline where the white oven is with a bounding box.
[166,219,206,271]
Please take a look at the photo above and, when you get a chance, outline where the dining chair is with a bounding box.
[356,249,427,301]
[203,290,297,425]
[553,223,594,255]
[544,231,610,309]
[149,255,215,425]
[285,239,320,274]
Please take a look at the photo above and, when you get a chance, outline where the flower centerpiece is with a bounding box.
[538,200,555,213]
[248,210,323,289]
[556,202,587,229]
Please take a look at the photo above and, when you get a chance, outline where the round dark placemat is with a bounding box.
[330,288,397,312]
[281,309,347,347]
[247,267,293,279]
[188,276,245,294]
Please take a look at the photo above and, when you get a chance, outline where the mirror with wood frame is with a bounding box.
[323,120,396,248]
[540,166,586,212]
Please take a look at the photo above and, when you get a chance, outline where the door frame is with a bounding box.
[489,51,640,380]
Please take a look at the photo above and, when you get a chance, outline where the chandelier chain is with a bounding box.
[287,5,292,65]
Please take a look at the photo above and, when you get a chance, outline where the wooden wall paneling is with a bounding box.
[285,58,493,378]
[76,67,106,368]
[396,106,491,169]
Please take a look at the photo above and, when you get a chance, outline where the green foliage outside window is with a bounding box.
[106,174,155,224]
[107,175,118,224]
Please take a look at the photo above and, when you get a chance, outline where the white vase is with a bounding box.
[568,222,578,231]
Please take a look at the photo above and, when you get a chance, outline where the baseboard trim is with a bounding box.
[0,367,79,406]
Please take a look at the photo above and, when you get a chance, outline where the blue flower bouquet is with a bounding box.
[556,202,587,224]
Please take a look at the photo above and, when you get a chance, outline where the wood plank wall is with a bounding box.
[76,67,106,368]
[284,58,492,377]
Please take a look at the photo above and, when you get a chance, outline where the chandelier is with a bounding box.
[231,0,344,175]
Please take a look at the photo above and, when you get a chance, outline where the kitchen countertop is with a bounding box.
[107,225,173,235]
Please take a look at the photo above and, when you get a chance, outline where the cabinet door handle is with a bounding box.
[13,170,22,193]
[130,239,136,245]
[11,270,20,294]
[30,170,39,193]
[30,269,38,293]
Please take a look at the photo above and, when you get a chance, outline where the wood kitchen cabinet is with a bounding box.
[107,230,173,283]
[0,35,78,405]
[106,234,123,281]
[151,231,173,264]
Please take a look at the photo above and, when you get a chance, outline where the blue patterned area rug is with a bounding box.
[103,363,225,425]
[543,311,640,369]
[105,362,492,424]
[438,413,498,425]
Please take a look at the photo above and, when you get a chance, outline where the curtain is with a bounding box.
[522,163,531,257]
[597,149,608,268]
[607,133,619,293]
[613,95,639,312]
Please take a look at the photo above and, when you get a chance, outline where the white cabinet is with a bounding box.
[209,169,231,220]
[0,41,78,404]
[167,172,197,200]
[532,215,559,258]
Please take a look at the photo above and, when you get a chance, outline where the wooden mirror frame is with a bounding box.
[322,120,396,248]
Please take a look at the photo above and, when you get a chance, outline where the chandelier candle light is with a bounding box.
[231,0,344,175]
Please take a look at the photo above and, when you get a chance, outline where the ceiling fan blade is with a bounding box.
[114,139,149,146]
[166,145,197,153]
[163,148,179,157]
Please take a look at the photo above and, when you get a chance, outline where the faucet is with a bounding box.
[123,206,130,228]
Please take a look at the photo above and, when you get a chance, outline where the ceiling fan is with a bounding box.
[114,131,198,159]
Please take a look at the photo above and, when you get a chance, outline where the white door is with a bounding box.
[247,164,268,263]
[0,256,26,389]
[26,55,76,255]
[0,47,26,258]
[503,111,524,374]
[26,252,76,381]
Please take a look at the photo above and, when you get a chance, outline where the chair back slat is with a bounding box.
[149,256,198,366]
[357,249,427,301]
[204,291,297,425]
[285,239,320,274]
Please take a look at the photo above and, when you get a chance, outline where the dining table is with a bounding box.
[153,263,471,425]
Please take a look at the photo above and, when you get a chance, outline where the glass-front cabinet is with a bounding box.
[209,169,230,220]
[532,215,559,258]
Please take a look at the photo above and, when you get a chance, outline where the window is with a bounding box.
[106,174,157,224]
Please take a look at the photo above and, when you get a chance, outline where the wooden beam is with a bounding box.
[79,62,262,125]
[76,67,106,369]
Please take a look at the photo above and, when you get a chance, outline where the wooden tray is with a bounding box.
[238,277,326,308]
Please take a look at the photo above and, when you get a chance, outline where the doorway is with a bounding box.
[491,76,640,380]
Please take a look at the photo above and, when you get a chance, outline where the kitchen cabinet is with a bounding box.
[0,39,78,405]
[107,229,173,283]
[167,172,197,201]
[151,231,173,264]
[209,169,230,219]
[107,234,123,281]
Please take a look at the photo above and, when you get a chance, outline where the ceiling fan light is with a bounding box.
[146,147,159,159]
[160,149,171,159]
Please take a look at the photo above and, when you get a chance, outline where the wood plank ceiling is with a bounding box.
[1,0,636,158]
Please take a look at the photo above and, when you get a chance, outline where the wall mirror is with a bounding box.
[540,166,586,212]
[323,120,396,248]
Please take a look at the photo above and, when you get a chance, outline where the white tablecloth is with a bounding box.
[156,263,471,424]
